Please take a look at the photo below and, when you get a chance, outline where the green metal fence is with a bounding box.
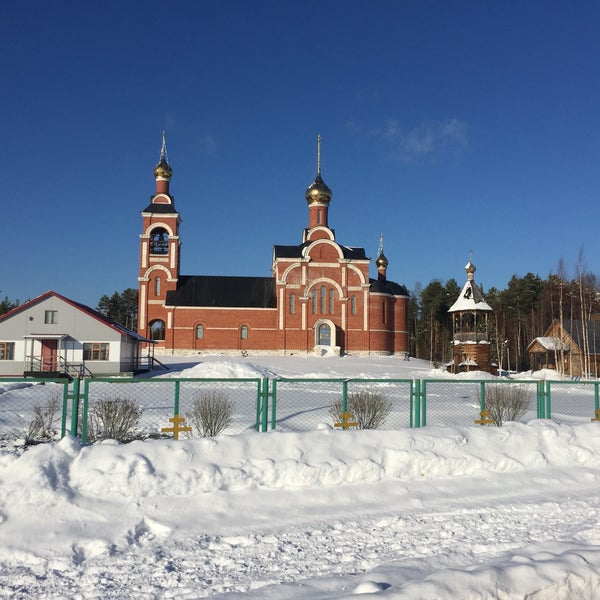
[2,376,600,446]
[0,378,70,445]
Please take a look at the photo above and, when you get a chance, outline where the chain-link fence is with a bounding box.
[2,375,600,446]
[270,378,413,431]
[544,380,600,424]
[419,379,541,427]
[80,378,264,443]
[0,379,69,446]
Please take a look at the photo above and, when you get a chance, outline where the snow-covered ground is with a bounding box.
[1,353,600,599]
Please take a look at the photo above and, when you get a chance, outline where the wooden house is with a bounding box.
[528,319,600,377]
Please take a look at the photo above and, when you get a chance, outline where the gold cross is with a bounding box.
[475,409,494,425]
[334,411,358,430]
[161,415,192,440]
[592,408,600,422]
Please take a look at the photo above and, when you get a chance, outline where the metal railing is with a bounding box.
[1,376,600,446]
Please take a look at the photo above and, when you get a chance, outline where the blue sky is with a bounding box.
[3,1,600,308]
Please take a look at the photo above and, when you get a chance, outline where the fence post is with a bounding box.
[545,380,551,419]
[479,382,486,413]
[80,378,90,444]
[342,380,348,413]
[260,377,269,432]
[595,382,599,417]
[174,380,181,416]
[69,377,81,438]
[536,381,545,419]
[270,378,277,431]
[413,379,421,428]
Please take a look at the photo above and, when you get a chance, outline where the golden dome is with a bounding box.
[153,157,172,179]
[376,252,389,269]
[305,173,332,204]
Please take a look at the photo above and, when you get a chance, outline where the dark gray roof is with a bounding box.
[369,278,409,297]
[165,275,276,308]
[142,196,178,214]
[273,243,368,261]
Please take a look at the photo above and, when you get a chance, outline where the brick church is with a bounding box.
[138,135,409,355]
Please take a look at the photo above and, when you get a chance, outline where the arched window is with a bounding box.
[382,301,387,324]
[289,293,295,314]
[154,276,161,297]
[351,295,357,316]
[329,289,334,314]
[150,228,169,255]
[195,324,204,339]
[312,289,317,314]
[240,325,248,340]
[320,286,326,314]
[149,319,165,341]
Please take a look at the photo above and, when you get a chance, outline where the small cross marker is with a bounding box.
[334,411,358,430]
[475,409,494,425]
[161,415,192,440]
[592,409,600,422]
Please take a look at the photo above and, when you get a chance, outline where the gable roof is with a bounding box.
[165,275,276,308]
[554,319,600,354]
[273,242,368,261]
[0,291,149,341]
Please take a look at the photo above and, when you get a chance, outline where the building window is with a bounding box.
[195,324,204,339]
[382,301,386,324]
[149,319,165,341]
[0,342,15,360]
[154,276,161,296]
[150,228,169,255]
[83,343,109,361]
[320,286,326,314]
[240,325,248,340]
[44,310,58,324]
[312,289,317,314]
[351,295,357,316]
[289,294,295,314]
[329,289,334,314]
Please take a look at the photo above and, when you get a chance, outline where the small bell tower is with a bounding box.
[448,258,493,373]
[138,132,181,340]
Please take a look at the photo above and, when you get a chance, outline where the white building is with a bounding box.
[0,291,151,378]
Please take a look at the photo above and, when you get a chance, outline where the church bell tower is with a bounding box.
[138,133,181,341]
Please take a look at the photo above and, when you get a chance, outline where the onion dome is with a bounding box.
[305,172,332,204]
[376,252,389,269]
[465,260,476,280]
[154,131,172,179]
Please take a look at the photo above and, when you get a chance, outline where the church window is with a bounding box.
[351,295,357,315]
[289,294,295,314]
[44,310,58,324]
[195,324,204,339]
[149,319,165,341]
[312,289,317,314]
[317,210,321,225]
[329,289,334,314]
[154,276,161,296]
[240,325,248,340]
[150,228,169,255]
[0,342,14,360]
[382,301,386,324]
[83,343,109,361]
[320,286,326,314]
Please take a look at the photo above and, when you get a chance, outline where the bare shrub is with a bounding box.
[484,384,532,426]
[26,393,61,443]
[329,391,392,429]
[87,397,142,442]
[188,390,233,437]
